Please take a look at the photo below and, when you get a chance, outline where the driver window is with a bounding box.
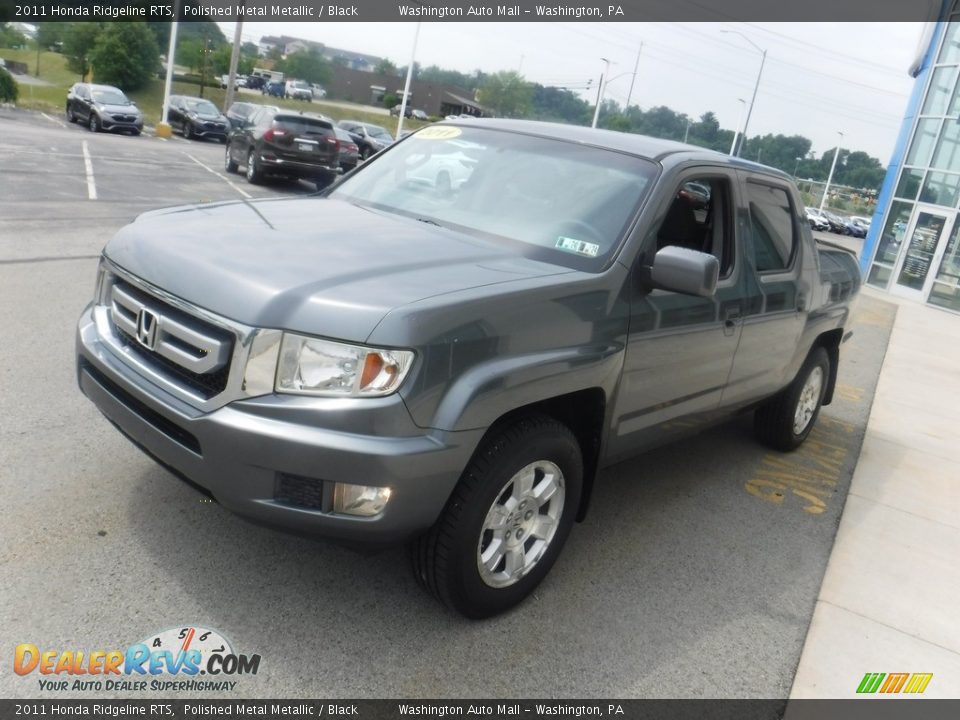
[655,176,734,277]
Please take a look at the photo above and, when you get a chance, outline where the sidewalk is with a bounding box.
[789,287,960,698]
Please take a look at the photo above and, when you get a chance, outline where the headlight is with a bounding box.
[275,333,414,397]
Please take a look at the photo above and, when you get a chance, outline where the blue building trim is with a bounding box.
[861,19,949,276]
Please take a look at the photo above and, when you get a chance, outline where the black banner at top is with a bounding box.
[0,0,950,23]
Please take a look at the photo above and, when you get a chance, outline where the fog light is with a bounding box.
[332,483,392,517]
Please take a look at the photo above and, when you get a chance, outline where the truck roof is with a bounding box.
[445,118,791,180]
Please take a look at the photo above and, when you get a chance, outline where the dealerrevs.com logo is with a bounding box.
[14,626,261,693]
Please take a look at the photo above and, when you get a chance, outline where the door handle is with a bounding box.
[723,308,742,336]
[797,293,807,311]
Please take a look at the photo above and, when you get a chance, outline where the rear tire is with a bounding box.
[245,149,262,184]
[224,144,238,173]
[411,414,582,619]
[754,347,830,451]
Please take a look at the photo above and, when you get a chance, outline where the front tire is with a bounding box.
[412,415,582,619]
[88,114,100,132]
[754,347,830,451]
[66,105,76,123]
[183,122,193,140]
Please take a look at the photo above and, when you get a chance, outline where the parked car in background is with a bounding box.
[390,104,412,118]
[333,127,360,172]
[263,81,286,98]
[338,120,395,160]
[841,217,867,238]
[225,108,341,190]
[805,208,829,231]
[245,75,265,91]
[286,80,313,101]
[167,95,229,142]
[66,83,143,135]
[850,216,872,232]
[311,84,327,99]
[225,101,263,131]
[822,211,850,235]
[411,109,430,121]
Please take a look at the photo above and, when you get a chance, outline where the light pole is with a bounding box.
[820,131,845,212]
[625,42,643,110]
[396,21,421,139]
[793,156,802,177]
[721,30,767,157]
[729,98,746,156]
[591,57,612,129]
[158,0,180,138]
[683,118,691,143]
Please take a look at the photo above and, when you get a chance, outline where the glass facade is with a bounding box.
[868,9,960,310]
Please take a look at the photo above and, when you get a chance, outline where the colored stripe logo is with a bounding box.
[857,672,933,694]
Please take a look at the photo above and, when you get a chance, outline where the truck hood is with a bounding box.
[104,197,570,342]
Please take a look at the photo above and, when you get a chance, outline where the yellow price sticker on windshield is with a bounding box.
[414,126,463,140]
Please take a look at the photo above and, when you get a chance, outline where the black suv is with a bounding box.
[225,108,341,190]
[66,83,143,135]
[167,95,230,142]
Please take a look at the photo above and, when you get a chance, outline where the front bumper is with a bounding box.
[102,116,144,132]
[76,303,482,547]
[189,121,228,140]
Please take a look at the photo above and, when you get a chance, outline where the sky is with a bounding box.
[217,21,926,162]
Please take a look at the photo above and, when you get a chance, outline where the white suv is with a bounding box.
[286,80,313,101]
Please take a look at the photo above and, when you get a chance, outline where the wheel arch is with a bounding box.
[466,388,607,525]
[811,328,843,405]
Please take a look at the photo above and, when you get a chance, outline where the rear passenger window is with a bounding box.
[746,183,796,272]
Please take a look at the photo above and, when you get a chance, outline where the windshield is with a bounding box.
[185,99,219,115]
[330,126,657,268]
[364,124,393,140]
[93,89,129,105]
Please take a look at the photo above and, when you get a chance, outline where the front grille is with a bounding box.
[276,473,327,511]
[112,114,137,122]
[109,279,234,399]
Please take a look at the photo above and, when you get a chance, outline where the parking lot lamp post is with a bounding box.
[396,21,421,138]
[591,58,612,129]
[223,20,243,113]
[729,98,746,156]
[819,131,845,212]
[793,156,803,177]
[158,3,180,139]
[721,30,766,157]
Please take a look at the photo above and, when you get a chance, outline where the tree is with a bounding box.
[89,22,159,91]
[63,23,102,81]
[0,22,27,49]
[477,71,533,118]
[375,58,398,75]
[211,44,252,76]
[278,49,331,85]
[177,39,205,73]
[0,66,18,102]
[35,23,65,51]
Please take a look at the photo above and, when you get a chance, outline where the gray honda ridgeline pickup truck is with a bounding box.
[77,120,861,618]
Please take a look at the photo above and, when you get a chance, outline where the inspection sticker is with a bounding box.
[414,126,462,140]
[556,236,600,257]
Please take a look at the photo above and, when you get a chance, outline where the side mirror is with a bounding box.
[647,246,719,298]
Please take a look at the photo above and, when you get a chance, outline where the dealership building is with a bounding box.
[863,6,960,312]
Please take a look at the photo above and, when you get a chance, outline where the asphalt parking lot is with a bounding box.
[0,108,896,699]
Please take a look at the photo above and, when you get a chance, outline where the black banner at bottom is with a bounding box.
[2,700,959,720]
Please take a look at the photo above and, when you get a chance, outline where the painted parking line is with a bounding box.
[81,140,97,200]
[183,152,252,199]
[40,112,67,129]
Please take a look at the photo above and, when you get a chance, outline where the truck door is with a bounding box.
[608,169,744,459]
[720,174,807,407]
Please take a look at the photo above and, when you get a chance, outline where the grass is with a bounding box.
[4,49,430,134]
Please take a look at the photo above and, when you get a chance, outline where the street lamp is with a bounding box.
[729,98,746,156]
[820,131,845,212]
[793,156,803,177]
[591,57,612,129]
[721,30,767,157]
